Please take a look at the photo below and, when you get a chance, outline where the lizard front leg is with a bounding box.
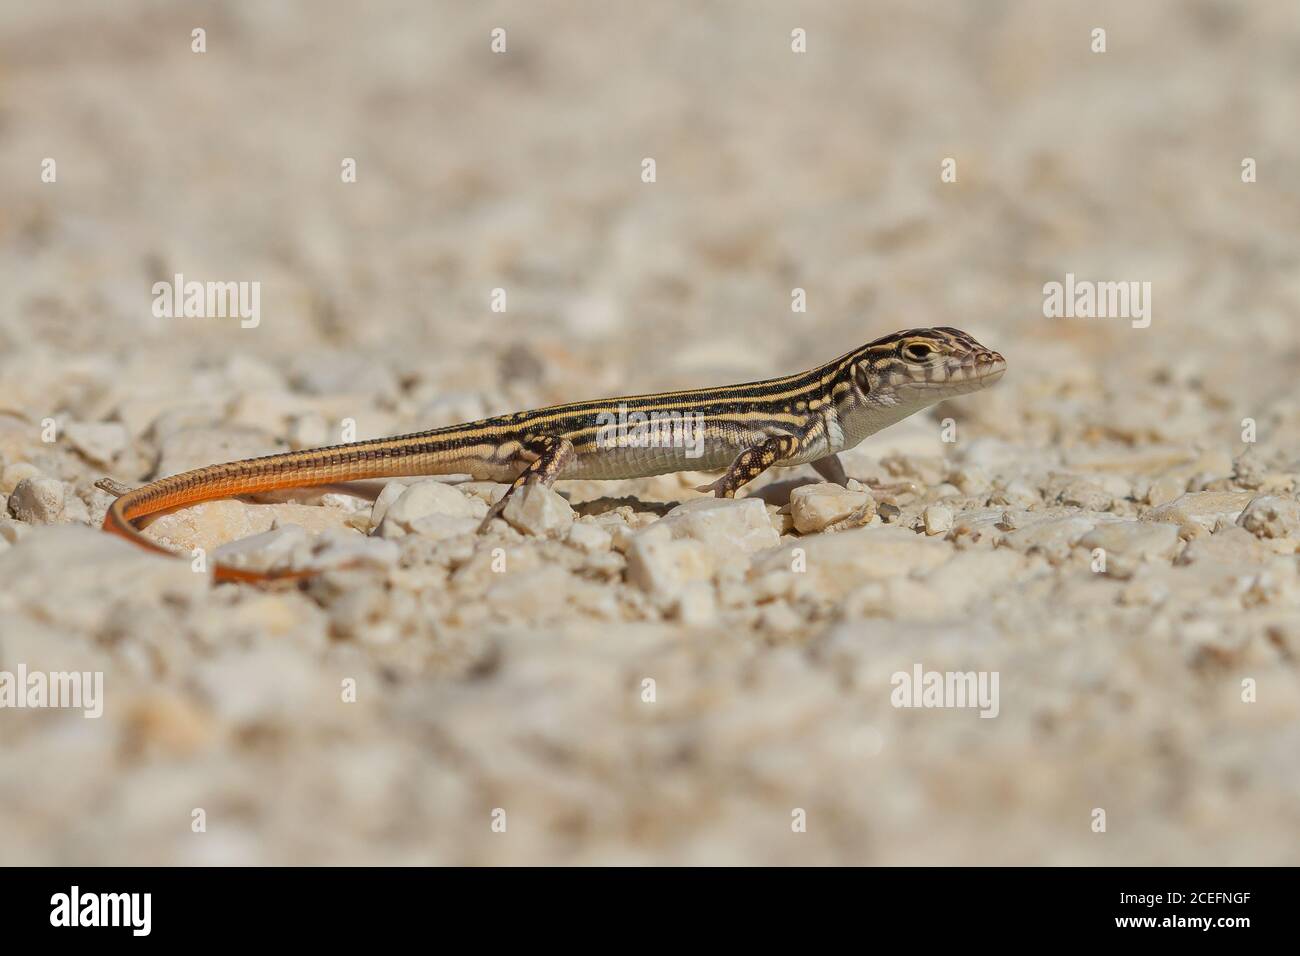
[479,435,575,530]
[810,453,848,486]
[696,433,806,498]
[810,452,913,497]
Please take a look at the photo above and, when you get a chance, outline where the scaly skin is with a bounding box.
[99,327,1005,582]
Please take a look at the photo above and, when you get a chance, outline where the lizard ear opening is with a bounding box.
[853,362,873,395]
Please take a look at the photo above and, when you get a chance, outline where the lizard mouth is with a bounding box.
[897,350,1005,398]
[959,349,1006,386]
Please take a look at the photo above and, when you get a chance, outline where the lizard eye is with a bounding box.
[903,343,933,361]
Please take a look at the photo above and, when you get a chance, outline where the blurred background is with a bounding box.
[0,1,1298,864]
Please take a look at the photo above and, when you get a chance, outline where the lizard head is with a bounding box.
[853,327,1005,403]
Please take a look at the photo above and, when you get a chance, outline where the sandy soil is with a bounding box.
[1,1,1298,864]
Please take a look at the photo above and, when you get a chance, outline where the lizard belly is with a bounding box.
[562,442,738,480]
[560,419,813,481]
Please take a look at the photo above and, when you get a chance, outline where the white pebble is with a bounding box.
[1,463,43,495]
[7,477,66,524]
[1238,495,1300,540]
[674,582,717,625]
[655,497,779,560]
[789,483,873,533]
[408,514,481,542]
[503,483,574,537]
[567,521,612,553]
[626,525,714,597]
[922,504,953,535]
[379,479,482,537]
[213,524,313,573]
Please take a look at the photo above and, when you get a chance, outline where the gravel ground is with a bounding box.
[1,1,1299,865]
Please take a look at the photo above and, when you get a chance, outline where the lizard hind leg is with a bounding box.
[695,434,801,498]
[479,435,575,531]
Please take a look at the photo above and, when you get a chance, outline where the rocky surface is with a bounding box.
[0,1,1298,865]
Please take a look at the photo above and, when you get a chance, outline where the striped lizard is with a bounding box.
[99,327,1005,582]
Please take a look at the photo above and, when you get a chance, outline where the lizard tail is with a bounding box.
[97,438,444,583]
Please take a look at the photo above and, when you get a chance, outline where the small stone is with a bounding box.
[789,483,873,533]
[454,481,508,506]
[1055,478,1113,511]
[771,509,796,535]
[1237,495,1300,540]
[319,492,370,513]
[673,582,716,625]
[7,477,65,523]
[408,514,480,542]
[486,566,577,620]
[753,525,950,600]
[1258,473,1297,495]
[502,483,574,537]
[1118,575,1169,608]
[1095,474,1133,501]
[192,644,335,725]
[1178,527,1273,566]
[1,462,43,495]
[142,499,353,553]
[626,525,715,597]
[379,479,482,537]
[919,550,1027,616]
[567,521,612,553]
[1079,521,1181,578]
[213,524,313,573]
[1142,491,1258,535]
[842,577,935,620]
[328,586,403,644]
[64,422,129,465]
[1002,515,1106,563]
[922,504,953,536]
[759,600,803,633]
[0,517,33,545]
[949,466,991,496]
[989,479,1040,509]
[1080,520,1181,561]
[311,528,400,569]
[655,497,780,560]
[0,526,209,630]
[63,493,91,524]
[604,520,637,553]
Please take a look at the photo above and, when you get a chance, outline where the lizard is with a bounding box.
[98,326,1005,582]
